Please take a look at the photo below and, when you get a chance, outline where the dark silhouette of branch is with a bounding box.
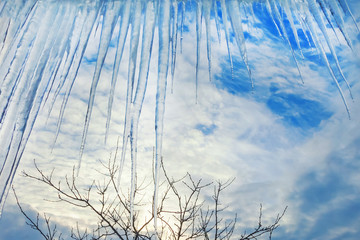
[13,186,63,240]
[15,157,287,240]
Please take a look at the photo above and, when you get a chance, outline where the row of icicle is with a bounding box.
[0,0,358,235]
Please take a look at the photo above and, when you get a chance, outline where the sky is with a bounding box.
[0,0,360,239]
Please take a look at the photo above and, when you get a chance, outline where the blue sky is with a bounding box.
[0,0,360,239]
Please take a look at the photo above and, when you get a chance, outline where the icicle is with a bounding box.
[154,0,171,234]
[105,0,132,145]
[33,4,73,111]
[265,0,282,37]
[46,7,89,117]
[0,6,44,134]
[0,40,34,129]
[118,0,142,185]
[317,0,342,45]
[170,0,179,93]
[0,1,59,216]
[220,0,234,81]
[327,0,354,50]
[195,0,202,102]
[248,2,256,21]
[241,2,249,20]
[305,9,350,118]
[50,3,101,153]
[180,0,185,54]
[283,0,304,58]
[203,0,212,82]
[337,0,360,32]
[129,0,157,231]
[244,2,258,37]
[0,3,41,125]
[0,1,5,13]
[298,11,314,48]
[0,0,359,222]
[0,19,11,59]
[41,4,78,109]
[213,0,221,44]
[0,0,37,68]
[307,0,353,99]
[226,0,253,89]
[0,43,35,168]
[270,0,304,84]
[79,1,120,172]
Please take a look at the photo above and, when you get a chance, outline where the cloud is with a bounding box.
[0,193,72,240]
[1,0,359,239]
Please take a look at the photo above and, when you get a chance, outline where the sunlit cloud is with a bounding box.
[0,0,359,239]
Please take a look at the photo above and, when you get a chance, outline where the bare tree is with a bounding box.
[14,157,287,240]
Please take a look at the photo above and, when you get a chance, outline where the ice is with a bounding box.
[304,6,351,118]
[220,0,234,80]
[105,0,132,144]
[129,0,157,229]
[213,0,222,44]
[327,0,353,50]
[170,0,179,93]
[0,0,358,222]
[283,0,304,57]
[338,0,360,32]
[265,0,282,36]
[307,0,353,98]
[195,0,202,102]
[79,1,121,172]
[0,0,60,213]
[204,0,213,82]
[269,0,304,83]
[154,0,171,233]
[118,0,142,185]
[226,0,253,88]
[50,2,101,151]
[180,1,185,54]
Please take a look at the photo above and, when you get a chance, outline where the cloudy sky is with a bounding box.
[0,0,360,239]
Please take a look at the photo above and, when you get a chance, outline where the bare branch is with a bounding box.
[16,159,286,240]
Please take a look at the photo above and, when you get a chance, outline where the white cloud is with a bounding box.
[1,0,359,238]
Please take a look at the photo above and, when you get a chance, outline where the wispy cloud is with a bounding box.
[1,0,359,239]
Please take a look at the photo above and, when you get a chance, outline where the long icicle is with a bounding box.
[327,0,354,50]
[79,1,120,173]
[31,3,72,112]
[154,0,171,235]
[129,0,157,231]
[317,0,342,44]
[265,0,282,37]
[195,0,202,102]
[270,0,304,84]
[0,0,38,68]
[170,0,179,93]
[337,0,360,32]
[118,0,142,184]
[226,0,253,89]
[213,0,221,44]
[40,3,78,110]
[220,0,234,81]
[180,0,185,54]
[0,1,58,215]
[0,2,40,127]
[203,0,212,82]
[283,0,304,58]
[51,2,101,153]
[46,6,89,118]
[0,2,45,148]
[105,0,132,145]
[307,0,353,99]
[305,8,350,118]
